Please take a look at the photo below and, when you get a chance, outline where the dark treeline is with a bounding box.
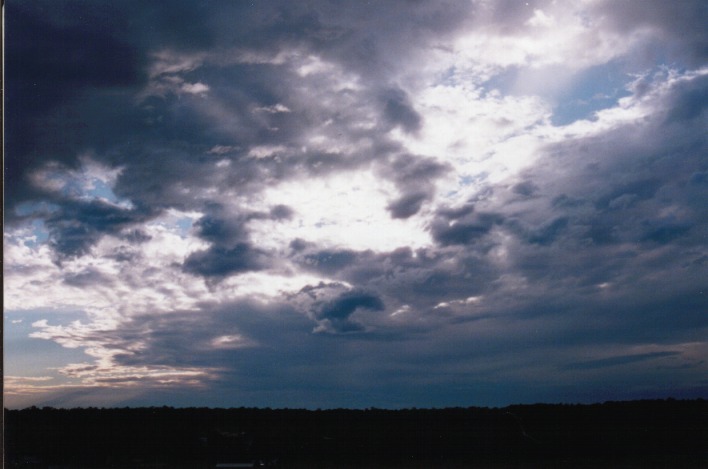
[4,399,707,468]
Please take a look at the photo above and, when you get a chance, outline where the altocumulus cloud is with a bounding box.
[4,0,708,409]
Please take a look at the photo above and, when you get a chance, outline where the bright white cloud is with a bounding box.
[252,170,433,252]
[181,81,210,95]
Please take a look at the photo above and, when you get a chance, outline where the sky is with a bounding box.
[4,0,708,409]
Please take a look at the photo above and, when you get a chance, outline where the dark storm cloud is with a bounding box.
[562,352,681,371]
[512,180,539,197]
[291,243,498,319]
[457,78,708,371]
[111,300,308,369]
[519,217,570,246]
[313,290,385,334]
[302,249,361,275]
[381,154,451,219]
[431,212,505,246]
[181,204,296,279]
[289,282,387,334]
[318,291,385,320]
[285,0,474,79]
[46,200,155,258]
[504,279,707,346]
[5,2,139,112]
[113,281,705,379]
[6,0,468,237]
[194,212,249,246]
[594,178,661,211]
[640,222,692,245]
[659,72,708,126]
[387,192,429,219]
[101,301,423,408]
[270,204,295,220]
[183,243,266,278]
[7,0,708,409]
[665,83,708,123]
[386,154,451,188]
[127,1,216,50]
[380,87,422,134]
[594,0,708,65]
[4,1,143,213]
[113,307,408,408]
[108,145,244,213]
[501,69,708,259]
[689,171,708,186]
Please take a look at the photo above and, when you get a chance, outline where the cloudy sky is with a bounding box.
[4,0,708,409]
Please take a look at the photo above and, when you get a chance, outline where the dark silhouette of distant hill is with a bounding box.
[4,399,707,468]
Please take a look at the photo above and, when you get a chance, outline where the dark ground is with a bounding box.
[4,399,707,468]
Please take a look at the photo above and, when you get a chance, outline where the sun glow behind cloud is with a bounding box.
[253,170,433,252]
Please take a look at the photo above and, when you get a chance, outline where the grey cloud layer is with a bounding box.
[6,0,708,407]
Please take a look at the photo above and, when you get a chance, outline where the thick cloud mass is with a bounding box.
[4,1,707,409]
